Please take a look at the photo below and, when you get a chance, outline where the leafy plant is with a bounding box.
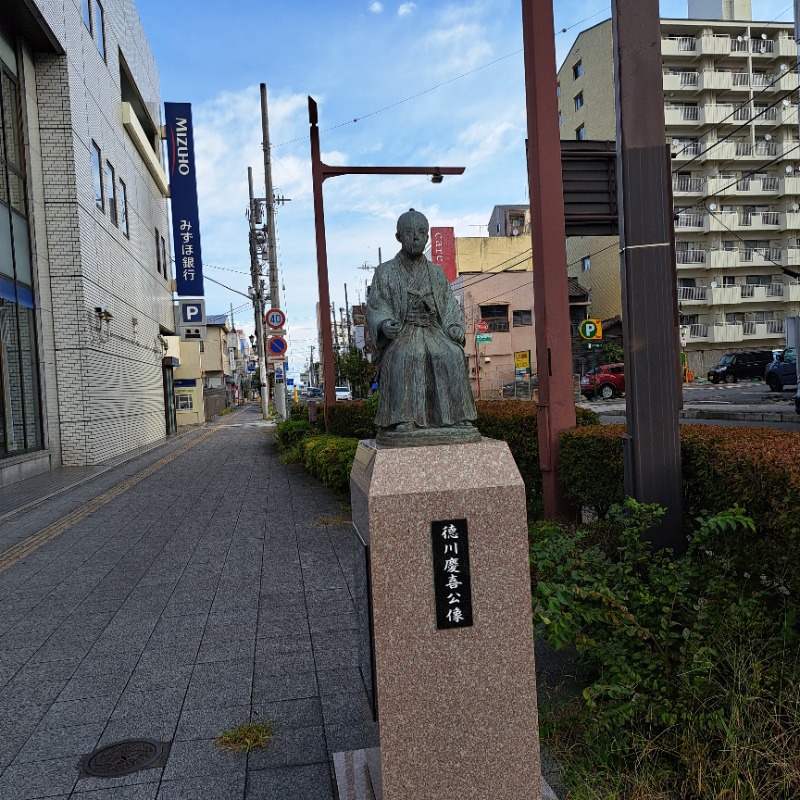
[214,721,275,754]
[531,499,800,799]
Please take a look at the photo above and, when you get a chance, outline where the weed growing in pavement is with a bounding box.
[214,721,275,754]
[531,499,800,800]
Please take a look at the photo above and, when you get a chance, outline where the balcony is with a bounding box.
[788,282,800,301]
[661,36,697,57]
[703,104,734,125]
[781,176,800,195]
[786,248,800,266]
[676,249,707,265]
[675,212,705,231]
[677,286,708,304]
[737,282,786,302]
[782,211,800,231]
[672,176,704,195]
[739,248,782,266]
[663,72,699,92]
[708,285,741,305]
[697,35,731,56]
[739,211,781,229]
[664,105,701,126]
[742,320,786,339]
[704,211,738,233]
[687,323,710,342]
[709,249,740,269]
[698,70,733,91]
[709,323,744,344]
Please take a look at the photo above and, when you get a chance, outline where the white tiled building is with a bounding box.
[1,0,174,485]
[559,0,800,373]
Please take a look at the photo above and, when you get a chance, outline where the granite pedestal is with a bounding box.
[341,438,541,800]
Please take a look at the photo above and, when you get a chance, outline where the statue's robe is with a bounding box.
[366,252,477,429]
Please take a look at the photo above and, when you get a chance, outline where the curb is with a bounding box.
[592,408,800,424]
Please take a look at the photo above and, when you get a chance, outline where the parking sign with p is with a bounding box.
[179,299,206,325]
[578,319,603,340]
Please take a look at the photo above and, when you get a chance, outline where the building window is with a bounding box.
[0,55,44,458]
[556,83,561,97]
[479,304,509,333]
[161,235,168,280]
[573,60,583,79]
[105,161,117,226]
[176,393,194,411]
[91,141,103,211]
[155,228,161,273]
[513,309,532,327]
[81,0,92,33]
[574,92,584,111]
[94,1,105,60]
[558,111,562,126]
[576,124,586,141]
[119,179,129,237]
[582,256,591,271]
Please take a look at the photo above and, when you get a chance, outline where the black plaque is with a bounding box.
[431,519,473,629]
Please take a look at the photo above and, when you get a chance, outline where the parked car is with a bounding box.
[580,363,625,400]
[306,387,323,398]
[796,383,800,416]
[335,386,353,401]
[764,348,797,392]
[707,350,772,384]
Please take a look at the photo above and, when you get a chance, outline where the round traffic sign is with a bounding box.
[266,335,287,356]
[578,319,603,340]
[265,308,286,329]
[476,320,489,334]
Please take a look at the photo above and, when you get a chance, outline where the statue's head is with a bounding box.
[395,208,429,257]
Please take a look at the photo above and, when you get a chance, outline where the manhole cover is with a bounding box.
[81,739,164,777]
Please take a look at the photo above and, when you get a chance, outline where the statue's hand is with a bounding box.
[447,324,465,344]
[382,320,402,340]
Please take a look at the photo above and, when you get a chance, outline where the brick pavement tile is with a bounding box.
[194,639,250,664]
[74,767,164,794]
[319,691,373,727]
[13,720,105,763]
[72,784,158,798]
[247,725,327,770]
[136,644,201,670]
[315,668,365,697]
[72,652,140,679]
[324,720,379,753]
[244,763,334,800]
[174,704,252,742]
[0,756,79,798]
[160,737,245,782]
[183,677,252,710]
[155,774,245,800]
[10,658,82,685]
[126,664,193,693]
[255,612,310,639]
[251,671,318,704]
[251,698,323,731]
[0,677,67,707]
[306,599,355,619]
[189,659,252,685]
[310,630,360,651]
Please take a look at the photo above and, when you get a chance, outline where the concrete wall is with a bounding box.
[25,0,173,466]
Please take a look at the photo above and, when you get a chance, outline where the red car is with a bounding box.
[581,363,625,400]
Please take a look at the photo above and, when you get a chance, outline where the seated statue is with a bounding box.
[366,208,481,446]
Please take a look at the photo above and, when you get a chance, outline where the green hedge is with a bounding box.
[474,400,600,519]
[325,395,379,440]
[299,434,359,492]
[275,419,316,450]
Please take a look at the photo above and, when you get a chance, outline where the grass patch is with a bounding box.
[214,721,275,754]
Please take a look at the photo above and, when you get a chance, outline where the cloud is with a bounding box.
[397,2,416,17]
[369,1,383,12]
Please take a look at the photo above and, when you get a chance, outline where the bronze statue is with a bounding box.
[366,209,480,446]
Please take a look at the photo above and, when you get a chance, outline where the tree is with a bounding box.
[337,346,375,399]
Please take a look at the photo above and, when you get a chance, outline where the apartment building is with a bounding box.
[559,0,800,373]
[1,0,174,485]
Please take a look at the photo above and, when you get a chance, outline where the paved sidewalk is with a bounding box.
[0,405,376,799]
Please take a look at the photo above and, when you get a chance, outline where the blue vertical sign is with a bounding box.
[165,103,204,297]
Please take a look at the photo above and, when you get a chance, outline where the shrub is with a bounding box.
[326,400,378,440]
[275,419,315,450]
[532,499,800,800]
[474,400,599,519]
[299,434,359,492]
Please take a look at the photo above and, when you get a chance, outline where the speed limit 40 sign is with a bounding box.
[265,308,286,329]
[578,319,603,340]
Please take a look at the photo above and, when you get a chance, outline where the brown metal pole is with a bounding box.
[612,0,684,551]
[308,97,336,415]
[521,0,576,519]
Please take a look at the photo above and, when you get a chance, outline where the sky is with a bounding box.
[132,0,795,380]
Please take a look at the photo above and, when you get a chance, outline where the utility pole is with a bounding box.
[344,283,352,350]
[260,83,286,421]
[309,345,315,386]
[521,0,577,519]
[248,167,269,419]
[612,0,684,551]
[331,303,340,353]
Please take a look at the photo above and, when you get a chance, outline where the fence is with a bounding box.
[203,388,228,421]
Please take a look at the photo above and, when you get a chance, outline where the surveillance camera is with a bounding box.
[94,306,103,314]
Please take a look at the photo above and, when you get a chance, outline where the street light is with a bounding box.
[308,95,465,414]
